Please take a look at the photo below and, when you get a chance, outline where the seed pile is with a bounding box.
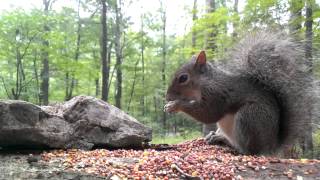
[41,139,319,179]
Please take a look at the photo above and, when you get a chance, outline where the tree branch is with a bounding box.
[20,33,38,60]
[0,76,11,99]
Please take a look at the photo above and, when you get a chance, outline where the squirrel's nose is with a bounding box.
[165,94,173,102]
[166,91,180,102]
[166,92,177,102]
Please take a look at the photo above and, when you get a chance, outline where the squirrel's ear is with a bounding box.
[196,50,206,65]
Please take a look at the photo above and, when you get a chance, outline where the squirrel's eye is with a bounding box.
[178,74,189,84]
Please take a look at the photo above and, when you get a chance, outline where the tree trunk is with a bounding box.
[100,0,109,102]
[153,96,158,122]
[107,43,114,93]
[65,0,81,101]
[203,0,217,136]
[127,59,140,111]
[115,0,122,109]
[283,0,304,158]
[94,78,99,96]
[74,0,81,63]
[65,72,70,101]
[140,14,145,116]
[205,0,217,52]
[289,0,303,34]
[40,32,49,105]
[14,38,22,100]
[32,50,40,104]
[221,0,227,34]
[305,0,313,70]
[180,25,187,66]
[92,45,100,97]
[191,0,197,54]
[160,3,167,134]
[40,0,51,105]
[232,0,239,39]
[303,0,314,157]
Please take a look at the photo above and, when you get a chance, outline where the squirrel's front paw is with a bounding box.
[205,131,232,147]
[164,101,179,113]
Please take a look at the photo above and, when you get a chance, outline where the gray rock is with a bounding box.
[0,96,152,150]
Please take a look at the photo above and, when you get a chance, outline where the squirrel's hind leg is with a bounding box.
[233,103,280,155]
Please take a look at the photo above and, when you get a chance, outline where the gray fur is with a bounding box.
[227,31,318,148]
[165,31,318,155]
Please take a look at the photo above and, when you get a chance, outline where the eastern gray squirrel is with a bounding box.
[164,31,317,155]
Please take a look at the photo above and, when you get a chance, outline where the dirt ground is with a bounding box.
[1,140,320,180]
[0,151,105,180]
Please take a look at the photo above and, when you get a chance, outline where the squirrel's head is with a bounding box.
[166,50,208,104]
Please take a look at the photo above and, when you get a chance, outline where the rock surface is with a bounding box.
[0,96,152,150]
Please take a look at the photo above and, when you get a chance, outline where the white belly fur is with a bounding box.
[217,114,236,146]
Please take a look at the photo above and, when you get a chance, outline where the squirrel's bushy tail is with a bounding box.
[229,31,318,147]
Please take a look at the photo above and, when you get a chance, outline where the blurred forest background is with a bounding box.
[0,0,319,156]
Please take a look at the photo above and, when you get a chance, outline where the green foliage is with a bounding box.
[152,131,202,145]
[314,130,320,158]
